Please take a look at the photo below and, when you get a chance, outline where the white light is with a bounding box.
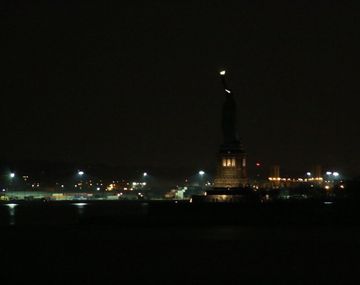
[225,89,231,94]
[6,204,18,209]
[326,171,332,175]
[306,172,311,176]
[78,171,84,176]
[333,172,339,177]
[73,203,87,207]
[96,187,101,191]
[10,173,15,178]
[143,172,148,177]
[199,170,205,176]
[324,201,333,205]
[220,70,226,76]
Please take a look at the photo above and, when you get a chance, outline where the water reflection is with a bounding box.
[5,203,18,226]
[72,202,88,216]
[141,202,149,215]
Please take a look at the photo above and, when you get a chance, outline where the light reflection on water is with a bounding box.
[1,202,152,226]
[1,202,91,226]
[5,203,18,226]
[72,202,88,216]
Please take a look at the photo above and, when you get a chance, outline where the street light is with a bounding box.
[78,171,84,176]
[143,172,148,177]
[9,173,15,179]
[198,170,206,190]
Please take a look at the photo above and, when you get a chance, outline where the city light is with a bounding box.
[78,171,85,176]
[199,170,205,176]
[220,70,226,76]
[326,171,332,175]
[10,173,15,178]
[107,184,115,191]
[333,172,339,177]
[306,172,311,177]
[143,172,148,177]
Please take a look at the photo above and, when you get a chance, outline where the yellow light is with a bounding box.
[107,184,115,191]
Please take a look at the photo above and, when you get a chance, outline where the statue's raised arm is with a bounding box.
[220,70,232,94]
[219,70,239,145]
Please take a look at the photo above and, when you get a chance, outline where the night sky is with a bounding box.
[1,2,359,177]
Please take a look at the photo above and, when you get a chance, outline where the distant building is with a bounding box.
[192,188,258,203]
[165,187,186,200]
[269,165,281,188]
[313,165,323,181]
[269,165,280,179]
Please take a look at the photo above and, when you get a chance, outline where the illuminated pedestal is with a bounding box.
[213,144,247,189]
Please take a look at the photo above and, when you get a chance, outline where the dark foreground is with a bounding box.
[1,200,360,284]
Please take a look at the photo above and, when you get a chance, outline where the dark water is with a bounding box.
[0,201,150,226]
[1,201,359,284]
